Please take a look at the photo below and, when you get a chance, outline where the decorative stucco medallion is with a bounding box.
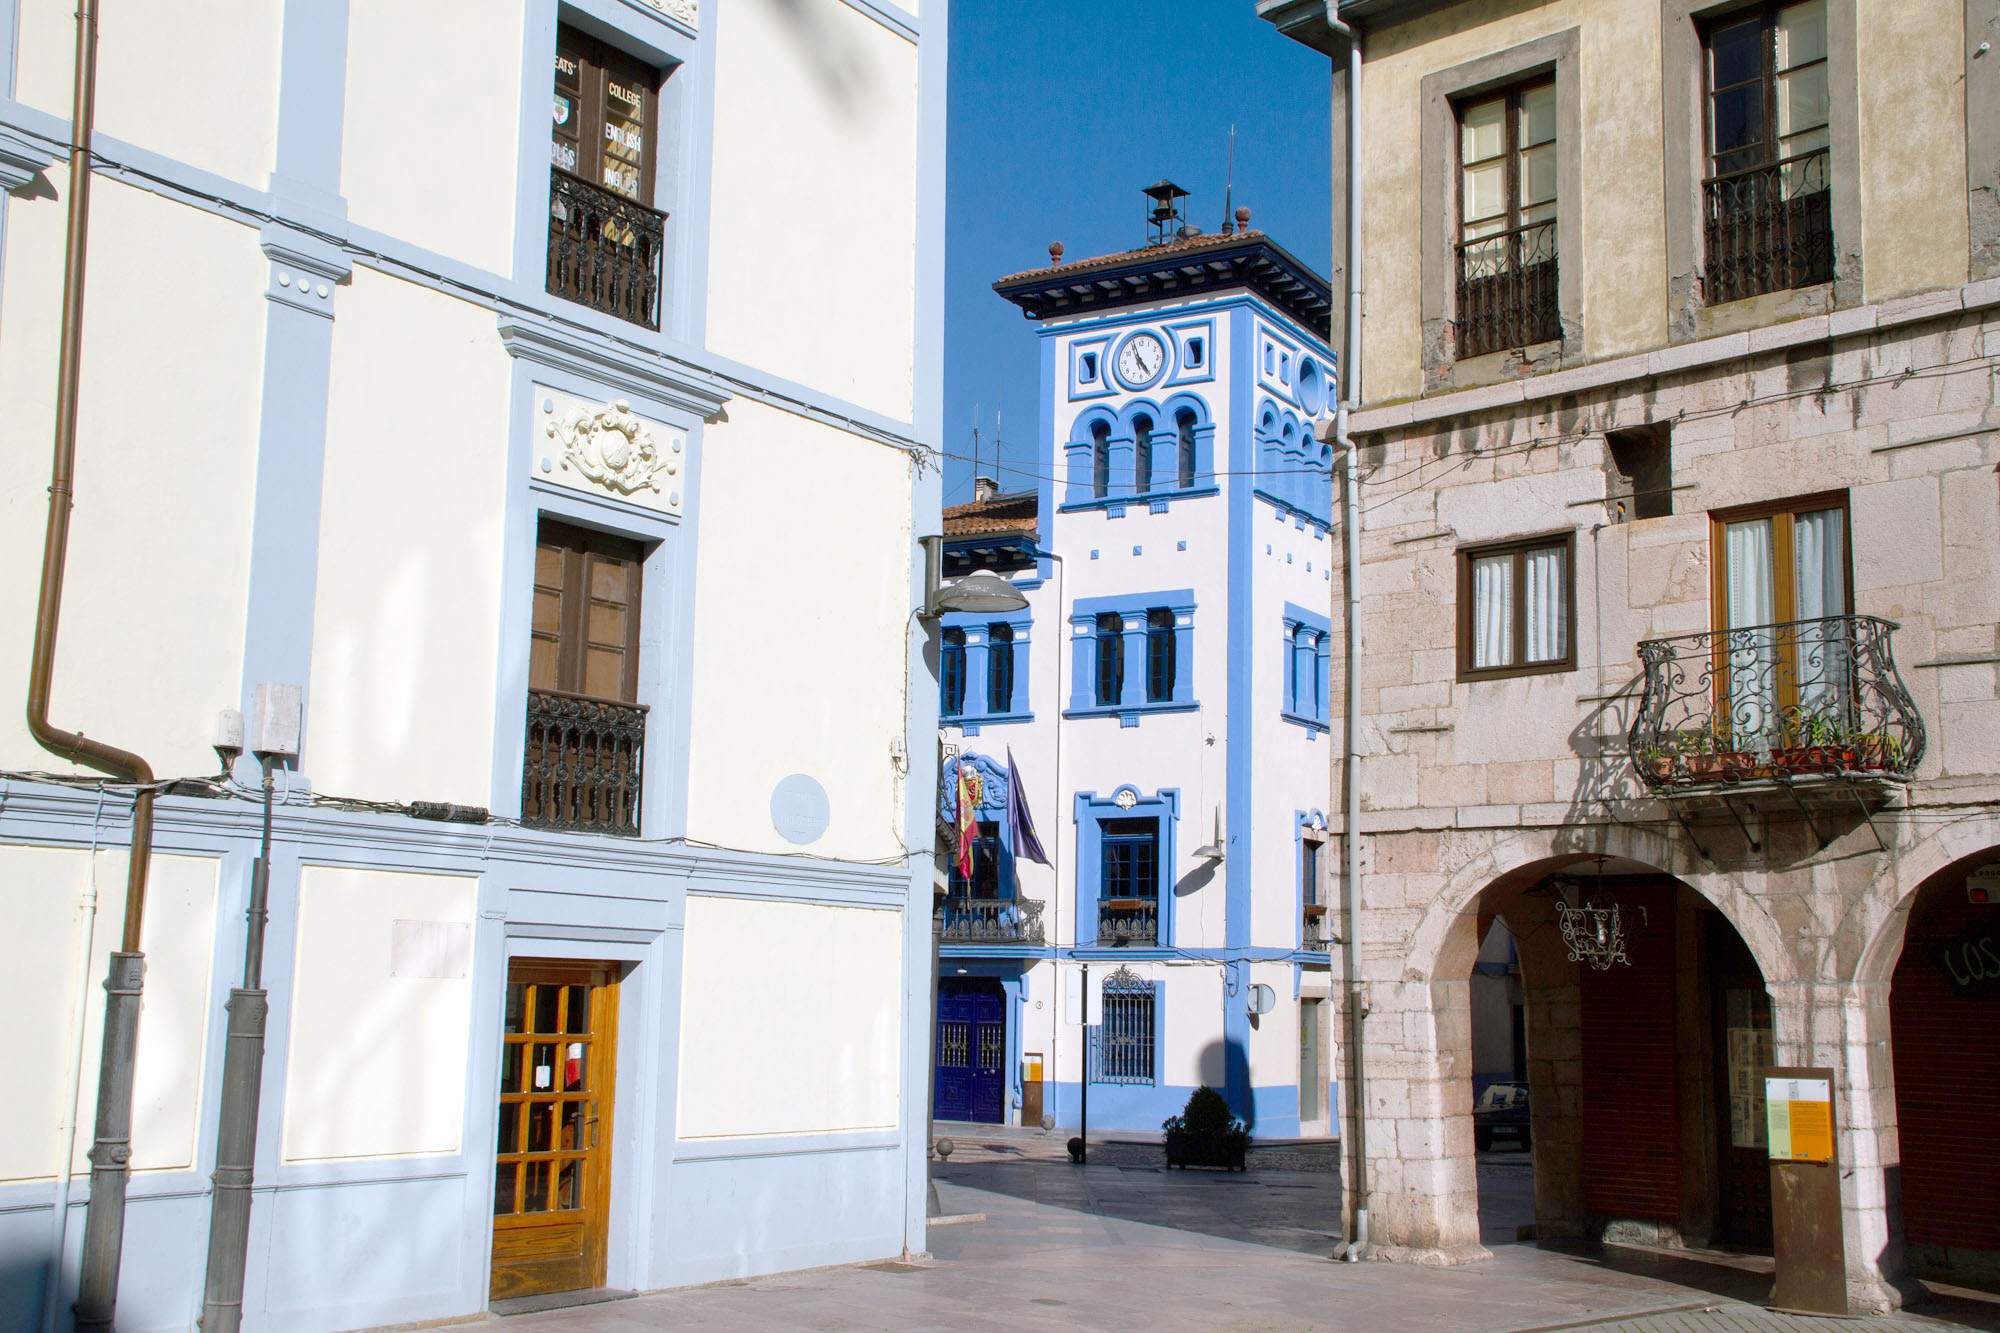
[546,398,679,497]
[646,0,697,25]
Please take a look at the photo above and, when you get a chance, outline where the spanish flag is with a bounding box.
[954,763,982,879]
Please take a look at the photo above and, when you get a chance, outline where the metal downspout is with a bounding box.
[25,2,160,1326]
[1323,0,1370,1262]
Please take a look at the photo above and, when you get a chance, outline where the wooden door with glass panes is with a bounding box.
[552,27,658,203]
[491,961,619,1300]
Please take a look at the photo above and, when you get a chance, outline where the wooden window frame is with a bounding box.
[1452,77,1560,358]
[1455,530,1578,681]
[1699,2,1828,189]
[531,519,645,704]
[553,26,662,205]
[1100,818,1160,902]
[940,628,967,717]
[1707,489,1852,631]
[1144,608,1177,703]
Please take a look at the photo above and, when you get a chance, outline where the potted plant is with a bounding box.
[1162,1085,1250,1171]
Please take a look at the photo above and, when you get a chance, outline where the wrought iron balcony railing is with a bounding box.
[1098,899,1158,947]
[1302,907,1331,952]
[1629,615,1923,791]
[1703,148,1832,306]
[1455,217,1559,359]
[546,168,666,331]
[522,688,647,836]
[937,896,1046,945]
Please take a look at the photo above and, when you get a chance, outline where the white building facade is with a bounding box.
[0,0,944,1328]
[935,209,1342,1140]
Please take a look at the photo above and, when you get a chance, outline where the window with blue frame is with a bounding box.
[1282,604,1332,729]
[1302,836,1322,908]
[1175,408,1197,488]
[941,628,966,717]
[1094,613,1123,706]
[1145,609,1177,702]
[1069,592,1194,718]
[1100,819,1158,899]
[949,819,1001,899]
[1091,419,1111,498]
[1097,967,1156,1084]
[986,623,1014,714]
[1133,414,1154,495]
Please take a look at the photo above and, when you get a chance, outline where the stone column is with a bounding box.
[1767,976,1917,1314]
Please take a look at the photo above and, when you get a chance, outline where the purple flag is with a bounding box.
[1006,748,1050,866]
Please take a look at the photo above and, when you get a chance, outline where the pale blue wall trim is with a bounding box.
[1067,590,1195,715]
[269,0,349,233]
[1037,293,1335,356]
[904,0,950,1251]
[0,0,17,100]
[0,100,919,451]
[0,121,53,190]
[940,608,1032,723]
[837,0,920,42]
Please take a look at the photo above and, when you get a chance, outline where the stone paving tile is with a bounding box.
[488,1171,1997,1333]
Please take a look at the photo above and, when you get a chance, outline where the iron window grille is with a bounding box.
[1701,2,1832,305]
[546,29,667,330]
[1097,966,1156,1084]
[1454,79,1560,359]
[940,628,966,717]
[522,690,647,836]
[1145,609,1177,702]
[986,623,1014,713]
[1094,613,1124,706]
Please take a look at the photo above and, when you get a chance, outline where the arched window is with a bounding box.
[1175,408,1197,489]
[941,628,966,716]
[1094,612,1123,706]
[1091,419,1112,498]
[1146,608,1177,702]
[1133,414,1154,495]
[986,622,1015,713]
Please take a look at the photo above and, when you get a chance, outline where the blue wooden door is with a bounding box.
[935,982,1005,1124]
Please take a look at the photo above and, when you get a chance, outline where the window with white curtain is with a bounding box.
[1459,533,1575,678]
[1712,496,1850,744]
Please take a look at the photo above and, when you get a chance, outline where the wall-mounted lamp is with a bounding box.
[1191,805,1225,861]
[920,534,1029,617]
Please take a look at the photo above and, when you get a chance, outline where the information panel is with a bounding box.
[1765,1075,1834,1164]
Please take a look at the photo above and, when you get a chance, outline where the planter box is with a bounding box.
[1164,1129,1248,1172]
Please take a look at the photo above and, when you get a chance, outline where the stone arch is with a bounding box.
[1851,809,2000,987]
[1400,822,1795,991]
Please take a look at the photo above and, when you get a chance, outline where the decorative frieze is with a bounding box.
[535,391,685,514]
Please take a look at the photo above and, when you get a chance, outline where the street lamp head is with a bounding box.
[930,571,1028,616]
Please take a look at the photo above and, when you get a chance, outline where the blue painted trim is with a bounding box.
[1281,601,1333,731]
[268,0,350,231]
[1058,486,1219,515]
[1162,318,1217,388]
[1221,308,1257,1120]
[1067,591,1196,715]
[940,607,1032,723]
[1066,334,1113,401]
[1070,788,1179,947]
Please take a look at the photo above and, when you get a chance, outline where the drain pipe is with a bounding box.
[1321,0,1370,1263]
[27,2,160,1327]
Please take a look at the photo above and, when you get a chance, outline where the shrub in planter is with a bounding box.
[1161,1085,1249,1171]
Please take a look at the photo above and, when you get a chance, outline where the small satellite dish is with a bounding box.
[1247,983,1276,1016]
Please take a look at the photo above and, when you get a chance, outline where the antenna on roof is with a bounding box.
[970,402,980,499]
[1222,125,1236,234]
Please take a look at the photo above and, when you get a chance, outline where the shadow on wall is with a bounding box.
[0,1253,51,1333]
[1196,1037,1255,1132]
[768,0,875,116]
[1555,676,1651,857]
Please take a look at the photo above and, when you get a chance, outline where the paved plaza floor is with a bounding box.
[473,1129,2000,1333]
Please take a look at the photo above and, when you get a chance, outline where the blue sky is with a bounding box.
[941,1,1333,507]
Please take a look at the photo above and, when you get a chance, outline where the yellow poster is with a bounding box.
[1765,1076,1834,1163]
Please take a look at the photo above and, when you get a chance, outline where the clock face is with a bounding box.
[1115,332,1166,386]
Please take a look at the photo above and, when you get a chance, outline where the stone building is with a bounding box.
[0,0,942,1328]
[1264,0,2000,1310]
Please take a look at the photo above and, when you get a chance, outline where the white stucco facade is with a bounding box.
[0,0,946,1327]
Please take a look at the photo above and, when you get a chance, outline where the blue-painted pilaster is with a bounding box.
[240,0,352,769]
[1222,308,1256,1120]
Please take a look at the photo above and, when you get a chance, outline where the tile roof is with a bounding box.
[943,490,1039,539]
